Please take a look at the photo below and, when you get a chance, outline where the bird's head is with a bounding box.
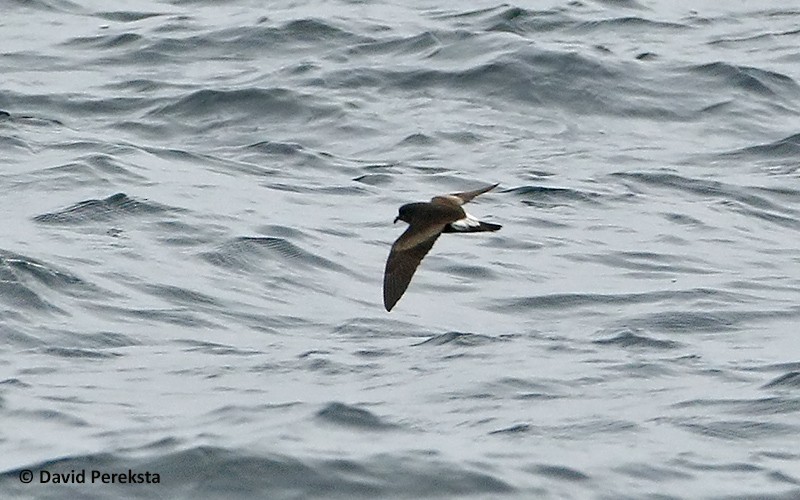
[394,204,413,224]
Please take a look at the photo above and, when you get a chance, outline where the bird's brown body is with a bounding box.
[383,184,501,311]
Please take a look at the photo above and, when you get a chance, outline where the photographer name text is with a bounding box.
[34,469,160,484]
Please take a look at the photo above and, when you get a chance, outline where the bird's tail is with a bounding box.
[443,220,502,233]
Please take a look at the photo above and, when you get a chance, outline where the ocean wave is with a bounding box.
[95,10,164,23]
[673,397,800,416]
[200,236,350,277]
[34,193,175,224]
[722,132,800,158]
[530,464,591,482]
[763,372,800,389]
[685,62,800,98]
[624,310,740,333]
[346,31,441,58]
[4,0,83,14]
[0,446,515,499]
[593,329,682,349]
[493,287,742,312]
[565,250,720,274]
[613,171,799,218]
[0,249,100,317]
[486,7,576,35]
[64,32,145,49]
[135,19,368,60]
[412,331,505,346]
[572,16,691,33]
[148,87,341,122]
[675,419,799,441]
[317,402,397,430]
[506,185,604,207]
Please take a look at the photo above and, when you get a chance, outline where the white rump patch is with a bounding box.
[449,212,482,231]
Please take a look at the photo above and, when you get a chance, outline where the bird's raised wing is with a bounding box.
[431,183,499,207]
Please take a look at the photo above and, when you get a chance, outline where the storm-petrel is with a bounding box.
[383,183,501,311]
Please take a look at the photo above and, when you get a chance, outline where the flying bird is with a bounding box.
[383,183,501,311]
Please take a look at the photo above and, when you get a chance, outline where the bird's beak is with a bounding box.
[393,216,399,224]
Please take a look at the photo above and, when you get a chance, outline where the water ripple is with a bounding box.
[34,193,174,224]
[316,402,397,430]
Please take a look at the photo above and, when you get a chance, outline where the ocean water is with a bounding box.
[1,0,800,498]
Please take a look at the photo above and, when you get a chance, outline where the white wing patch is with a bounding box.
[449,212,482,232]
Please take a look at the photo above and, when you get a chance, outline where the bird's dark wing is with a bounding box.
[431,182,500,205]
[383,228,442,311]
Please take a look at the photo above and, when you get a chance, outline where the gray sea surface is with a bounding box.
[2,0,800,498]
